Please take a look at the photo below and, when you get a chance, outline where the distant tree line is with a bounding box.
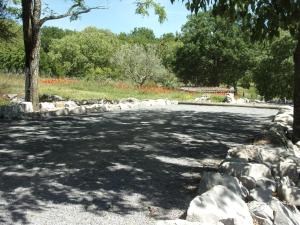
[0,12,295,99]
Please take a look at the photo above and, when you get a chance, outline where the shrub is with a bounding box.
[111,44,169,86]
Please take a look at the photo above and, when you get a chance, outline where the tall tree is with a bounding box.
[8,0,165,110]
[20,0,105,109]
[174,12,251,87]
[171,0,300,141]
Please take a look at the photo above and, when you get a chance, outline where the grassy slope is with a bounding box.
[0,74,197,101]
[0,74,259,104]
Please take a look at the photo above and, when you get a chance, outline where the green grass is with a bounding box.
[210,95,226,103]
[0,74,260,103]
[237,85,260,100]
[0,74,197,101]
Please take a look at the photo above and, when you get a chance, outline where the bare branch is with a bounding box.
[39,5,106,26]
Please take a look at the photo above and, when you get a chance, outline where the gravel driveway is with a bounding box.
[0,105,277,225]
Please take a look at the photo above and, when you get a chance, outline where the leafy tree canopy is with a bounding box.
[175,12,252,87]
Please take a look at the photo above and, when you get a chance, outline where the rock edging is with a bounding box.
[157,105,300,225]
[0,98,178,120]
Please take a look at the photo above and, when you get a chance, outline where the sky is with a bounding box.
[42,0,190,37]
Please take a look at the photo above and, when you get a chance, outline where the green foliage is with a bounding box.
[253,32,295,100]
[41,26,76,53]
[173,0,300,40]
[118,27,157,45]
[111,44,169,86]
[0,20,24,73]
[48,27,120,77]
[157,33,182,72]
[136,0,167,23]
[175,12,252,87]
[210,95,226,103]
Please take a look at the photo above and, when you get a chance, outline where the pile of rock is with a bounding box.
[157,106,300,225]
[195,95,211,103]
[0,98,178,119]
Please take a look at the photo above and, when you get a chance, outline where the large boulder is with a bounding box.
[198,172,248,199]
[247,201,274,225]
[220,159,272,180]
[274,113,294,126]
[64,101,78,109]
[227,145,261,162]
[249,186,273,203]
[269,197,300,225]
[69,106,87,115]
[278,159,299,183]
[186,185,253,225]
[278,177,300,207]
[18,102,33,113]
[39,102,56,112]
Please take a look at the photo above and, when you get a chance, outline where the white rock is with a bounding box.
[220,160,272,180]
[69,106,86,115]
[227,145,261,162]
[278,177,300,207]
[269,197,300,225]
[224,93,236,104]
[279,159,298,183]
[186,185,253,225]
[18,102,33,113]
[198,172,248,198]
[247,201,274,225]
[39,102,56,112]
[274,113,293,126]
[259,148,283,166]
[103,104,121,111]
[64,101,78,109]
[53,108,69,116]
[85,104,102,113]
[119,103,133,110]
[156,220,205,225]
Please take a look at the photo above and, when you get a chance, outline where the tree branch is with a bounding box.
[39,5,106,26]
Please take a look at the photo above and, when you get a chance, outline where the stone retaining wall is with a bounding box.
[0,98,178,120]
[157,105,300,225]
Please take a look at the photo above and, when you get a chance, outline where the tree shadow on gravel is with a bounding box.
[0,107,276,224]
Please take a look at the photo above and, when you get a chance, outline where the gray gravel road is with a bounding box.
[0,105,277,225]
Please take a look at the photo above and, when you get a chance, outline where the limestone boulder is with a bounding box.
[247,201,274,225]
[278,177,300,207]
[18,102,33,113]
[279,159,299,183]
[69,106,87,115]
[227,145,261,162]
[269,197,300,225]
[220,160,272,180]
[39,102,56,112]
[198,172,248,199]
[186,185,253,225]
[64,101,78,109]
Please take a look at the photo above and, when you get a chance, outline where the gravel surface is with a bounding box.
[0,105,277,225]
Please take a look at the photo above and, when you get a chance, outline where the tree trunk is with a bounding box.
[22,0,41,110]
[293,30,300,142]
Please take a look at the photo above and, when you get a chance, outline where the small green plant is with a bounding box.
[210,95,226,103]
